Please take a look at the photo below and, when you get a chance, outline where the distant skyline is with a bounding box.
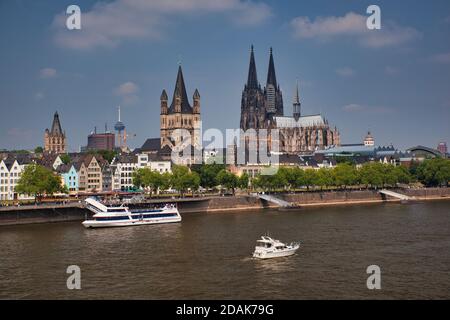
[0,0,449,151]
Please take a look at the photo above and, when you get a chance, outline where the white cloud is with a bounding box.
[39,68,57,79]
[34,92,45,100]
[343,103,393,114]
[115,81,139,96]
[114,81,139,105]
[343,103,366,112]
[335,67,355,77]
[384,66,399,75]
[430,52,450,64]
[52,0,271,50]
[291,12,421,48]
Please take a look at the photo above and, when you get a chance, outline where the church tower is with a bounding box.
[264,47,283,120]
[160,65,201,150]
[44,111,67,154]
[293,80,301,121]
[240,45,265,131]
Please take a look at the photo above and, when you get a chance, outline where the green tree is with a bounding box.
[133,168,167,196]
[60,154,71,165]
[394,165,412,184]
[333,163,357,189]
[416,158,450,187]
[303,169,317,190]
[216,169,239,195]
[238,173,249,191]
[88,149,118,163]
[170,165,200,197]
[292,168,306,190]
[359,163,383,189]
[15,164,67,203]
[316,168,334,190]
[34,146,43,154]
[193,164,225,189]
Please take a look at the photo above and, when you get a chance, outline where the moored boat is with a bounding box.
[82,197,181,228]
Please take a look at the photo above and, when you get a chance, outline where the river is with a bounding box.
[0,200,449,299]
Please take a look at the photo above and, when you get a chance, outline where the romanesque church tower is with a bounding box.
[44,111,67,154]
[160,65,201,150]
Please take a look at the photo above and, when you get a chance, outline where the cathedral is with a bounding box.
[44,111,67,154]
[160,65,201,151]
[240,46,340,155]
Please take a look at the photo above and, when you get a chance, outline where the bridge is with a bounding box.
[251,193,294,208]
[379,189,414,201]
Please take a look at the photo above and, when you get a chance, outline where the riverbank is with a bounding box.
[0,188,449,226]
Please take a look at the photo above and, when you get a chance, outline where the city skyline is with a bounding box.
[0,0,449,151]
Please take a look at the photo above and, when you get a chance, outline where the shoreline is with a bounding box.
[0,188,449,226]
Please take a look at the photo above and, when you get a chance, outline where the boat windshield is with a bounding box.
[256,242,272,248]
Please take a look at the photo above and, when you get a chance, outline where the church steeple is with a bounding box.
[266,47,277,88]
[247,45,258,89]
[170,65,192,113]
[293,80,301,121]
[51,111,63,135]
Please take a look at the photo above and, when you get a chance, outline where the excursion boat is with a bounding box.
[252,235,300,259]
[82,197,181,228]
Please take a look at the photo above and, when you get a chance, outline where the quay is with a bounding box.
[0,188,449,226]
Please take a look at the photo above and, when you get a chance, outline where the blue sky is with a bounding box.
[0,0,449,152]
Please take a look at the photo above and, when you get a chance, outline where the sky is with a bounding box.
[0,0,449,152]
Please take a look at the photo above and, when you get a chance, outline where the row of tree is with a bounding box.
[11,158,450,202]
[133,164,250,196]
[252,163,413,191]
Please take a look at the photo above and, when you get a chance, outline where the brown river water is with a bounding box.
[0,200,449,299]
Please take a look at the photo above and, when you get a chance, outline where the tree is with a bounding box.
[193,164,225,189]
[359,163,383,189]
[34,146,43,154]
[170,165,199,197]
[60,154,71,165]
[333,163,357,189]
[238,173,249,191]
[394,165,412,184]
[293,168,306,190]
[416,158,450,187]
[303,169,317,190]
[216,169,239,195]
[277,167,296,190]
[88,149,118,163]
[133,168,167,196]
[15,164,67,202]
[316,168,334,190]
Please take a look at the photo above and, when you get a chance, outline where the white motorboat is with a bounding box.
[252,236,300,259]
[82,197,181,228]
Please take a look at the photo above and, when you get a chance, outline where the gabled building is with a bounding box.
[38,153,63,170]
[111,154,138,191]
[0,155,34,201]
[58,164,78,194]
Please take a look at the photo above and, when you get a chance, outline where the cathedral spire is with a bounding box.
[247,45,258,89]
[266,47,277,88]
[293,80,301,120]
[170,65,192,113]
